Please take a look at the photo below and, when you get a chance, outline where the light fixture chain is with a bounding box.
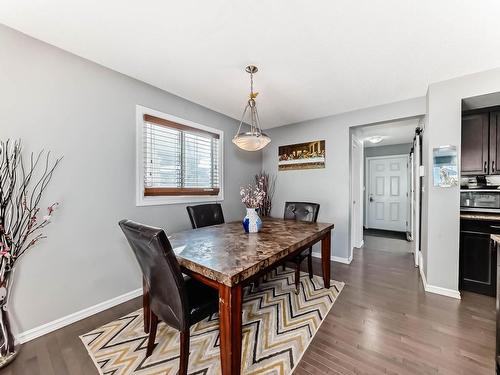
[250,70,254,98]
[232,65,271,151]
[236,104,250,136]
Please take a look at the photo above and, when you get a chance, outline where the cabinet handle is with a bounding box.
[493,161,495,173]
[485,161,488,173]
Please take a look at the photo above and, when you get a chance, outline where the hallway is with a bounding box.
[362,230,412,254]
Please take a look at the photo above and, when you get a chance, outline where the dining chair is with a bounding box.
[140,203,224,336]
[118,220,219,373]
[186,203,225,229]
[282,202,320,293]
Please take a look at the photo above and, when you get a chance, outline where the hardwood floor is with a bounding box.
[0,243,495,374]
[295,247,495,375]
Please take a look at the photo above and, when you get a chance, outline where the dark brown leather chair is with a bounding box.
[186,203,225,229]
[118,220,218,373]
[283,202,320,293]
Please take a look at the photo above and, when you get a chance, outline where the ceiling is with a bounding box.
[2,1,500,128]
[353,118,420,147]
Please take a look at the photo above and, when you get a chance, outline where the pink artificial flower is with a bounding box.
[47,202,59,215]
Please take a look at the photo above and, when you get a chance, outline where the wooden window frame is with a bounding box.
[136,105,224,206]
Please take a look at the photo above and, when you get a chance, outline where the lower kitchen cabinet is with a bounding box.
[460,219,498,297]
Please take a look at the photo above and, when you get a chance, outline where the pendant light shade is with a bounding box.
[233,65,271,151]
[232,131,271,151]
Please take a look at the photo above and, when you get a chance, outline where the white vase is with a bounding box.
[242,208,262,233]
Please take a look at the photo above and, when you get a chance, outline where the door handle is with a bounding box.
[493,161,495,173]
[369,196,374,202]
[484,161,488,173]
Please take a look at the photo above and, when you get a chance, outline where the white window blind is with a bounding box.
[143,114,220,196]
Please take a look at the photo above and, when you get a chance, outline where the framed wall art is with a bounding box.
[278,140,325,171]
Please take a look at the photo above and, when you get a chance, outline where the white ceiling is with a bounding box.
[2,1,500,128]
[353,118,420,147]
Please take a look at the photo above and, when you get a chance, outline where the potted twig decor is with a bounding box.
[254,171,276,217]
[0,140,61,368]
[240,177,266,233]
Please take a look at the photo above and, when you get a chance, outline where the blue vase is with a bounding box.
[242,208,262,233]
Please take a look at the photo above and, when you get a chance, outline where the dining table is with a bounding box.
[168,217,334,375]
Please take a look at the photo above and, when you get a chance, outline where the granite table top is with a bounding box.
[168,218,334,287]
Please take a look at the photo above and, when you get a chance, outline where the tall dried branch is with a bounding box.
[0,140,62,272]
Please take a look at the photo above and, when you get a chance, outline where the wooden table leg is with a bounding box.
[321,230,331,288]
[218,283,243,375]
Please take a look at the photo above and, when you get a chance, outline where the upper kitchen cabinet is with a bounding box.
[461,112,489,175]
[489,111,500,175]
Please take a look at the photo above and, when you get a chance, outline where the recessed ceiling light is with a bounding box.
[367,136,383,144]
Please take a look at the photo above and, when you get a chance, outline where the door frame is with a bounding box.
[350,136,364,250]
[365,154,410,232]
[409,151,414,241]
[413,131,421,267]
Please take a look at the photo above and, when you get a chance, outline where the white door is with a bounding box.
[367,156,408,232]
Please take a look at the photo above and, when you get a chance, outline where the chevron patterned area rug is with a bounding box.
[80,268,344,375]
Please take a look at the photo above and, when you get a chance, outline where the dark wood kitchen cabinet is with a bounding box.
[460,219,498,296]
[461,113,489,175]
[461,108,500,176]
[490,111,500,175]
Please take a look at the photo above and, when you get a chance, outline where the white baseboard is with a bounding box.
[418,252,461,300]
[424,283,461,299]
[353,240,364,249]
[312,252,353,265]
[16,287,142,344]
[418,251,425,277]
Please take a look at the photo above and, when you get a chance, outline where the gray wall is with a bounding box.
[0,25,261,333]
[422,68,500,291]
[261,99,426,261]
[364,143,411,158]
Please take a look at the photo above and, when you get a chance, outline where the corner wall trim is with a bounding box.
[418,252,461,300]
[423,283,462,299]
[16,287,142,344]
[312,252,353,265]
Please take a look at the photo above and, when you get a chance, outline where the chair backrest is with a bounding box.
[118,219,188,331]
[186,203,225,229]
[284,202,320,223]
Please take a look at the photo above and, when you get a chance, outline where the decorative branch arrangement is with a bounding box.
[0,139,61,366]
[254,171,276,217]
[240,176,266,209]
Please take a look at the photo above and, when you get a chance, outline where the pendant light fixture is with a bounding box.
[232,65,271,151]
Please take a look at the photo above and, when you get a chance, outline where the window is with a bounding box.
[136,106,223,206]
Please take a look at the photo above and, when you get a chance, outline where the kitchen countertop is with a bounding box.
[491,234,500,243]
[460,213,500,221]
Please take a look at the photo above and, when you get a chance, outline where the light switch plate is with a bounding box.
[419,165,425,177]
